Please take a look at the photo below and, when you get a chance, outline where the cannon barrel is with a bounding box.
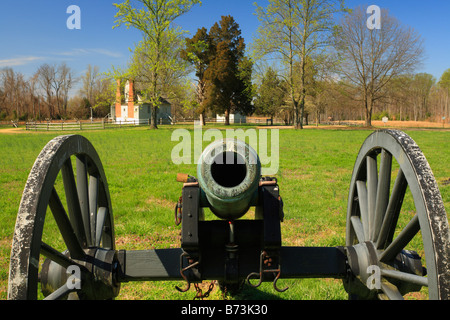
[197,139,261,220]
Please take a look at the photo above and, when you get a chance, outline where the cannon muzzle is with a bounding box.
[197,139,261,220]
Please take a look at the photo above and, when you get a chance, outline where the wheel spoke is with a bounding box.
[95,207,108,247]
[43,283,76,300]
[350,216,365,244]
[76,155,91,246]
[376,168,408,250]
[380,215,420,263]
[40,242,80,269]
[366,155,378,240]
[380,281,404,300]
[48,187,86,260]
[61,159,87,248]
[381,268,428,287]
[356,180,369,241]
[89,174,99,245]
[373,149,391,241]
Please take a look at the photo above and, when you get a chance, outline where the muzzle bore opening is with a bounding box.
[211,151,247,188]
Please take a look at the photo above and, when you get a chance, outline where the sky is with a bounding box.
[1,0,449,94]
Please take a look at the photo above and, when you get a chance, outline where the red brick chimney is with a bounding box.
[115,79,121,118]
[127,80,134,119]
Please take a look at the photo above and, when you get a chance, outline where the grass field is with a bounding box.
[0,125,448,300]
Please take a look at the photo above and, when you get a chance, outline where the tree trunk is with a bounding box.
[297,96,305,129]
[199,111,206,126]
[298,51,307,130]
[365,99,372,127]
[225,108,230,126]
[151,105,158,129]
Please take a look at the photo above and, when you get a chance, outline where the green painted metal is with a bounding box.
[197,139,261,220]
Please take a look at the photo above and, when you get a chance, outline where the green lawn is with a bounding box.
[0,126,448,300]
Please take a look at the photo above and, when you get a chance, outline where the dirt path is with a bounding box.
[0,128,28,134]
[258,120,450,131]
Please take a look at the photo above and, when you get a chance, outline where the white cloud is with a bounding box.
[53,48,123,58]
[0,56,44,68]
[0,48,123,68]
[56,49,90,56]
[90,49,123,58]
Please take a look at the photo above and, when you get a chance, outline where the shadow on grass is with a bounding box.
[222,283,285,300]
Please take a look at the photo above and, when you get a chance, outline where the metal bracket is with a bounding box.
[247,179,287,292]
[175,251,201,293]
[246,250,288,293]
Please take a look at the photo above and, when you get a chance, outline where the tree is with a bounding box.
[410,73,435,121]
[79,65,114,118]
[131,32,192,120]
[35,63,75,119]
[234,55,255,116]
[36,64,55,118]
[438,69,450,122]
[93,77,116,118]
[334,6,424,126]
[28,73,40,120]
[57,63,75,118]
[181,27,211,125]
[80,64,100,106]
[204,15,254,125]
[254,67,286,121]
[253,0,347,129]
[113,0,201,129]
[439,69,450,90]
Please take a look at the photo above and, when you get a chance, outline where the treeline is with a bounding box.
[250,2,449,127]
[255,68,450,125]
[2,1,450,127]
[0,64,114,122]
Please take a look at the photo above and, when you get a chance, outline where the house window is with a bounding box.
[148,106,150,114]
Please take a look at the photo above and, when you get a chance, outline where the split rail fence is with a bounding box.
[25,119,153,131]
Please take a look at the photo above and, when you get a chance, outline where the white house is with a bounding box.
[111,79,172,124]
[216,112,246,124]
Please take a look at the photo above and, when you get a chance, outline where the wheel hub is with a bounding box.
[40,248,120,300]
[344,242,425,298]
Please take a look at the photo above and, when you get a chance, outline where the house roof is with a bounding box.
[134,91,171,105]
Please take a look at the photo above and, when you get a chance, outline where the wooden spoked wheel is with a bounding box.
[8,135,119,300]
[345,130,449,300]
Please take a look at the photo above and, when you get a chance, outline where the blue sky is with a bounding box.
[1,0,449,93]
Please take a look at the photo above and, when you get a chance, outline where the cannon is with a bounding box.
[7,130,450,300]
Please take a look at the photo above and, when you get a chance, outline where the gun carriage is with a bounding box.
[7,130,450,300]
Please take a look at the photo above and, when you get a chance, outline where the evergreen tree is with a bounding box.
[181,27,211,124]
[204,16,254,125]
[254,67,286,121]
